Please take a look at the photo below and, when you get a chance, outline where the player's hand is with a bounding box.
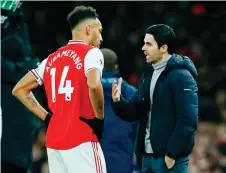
[79,116,104,141]
[165,155,175,169]
[112,77,123,102]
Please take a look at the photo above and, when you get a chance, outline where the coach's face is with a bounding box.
[90,19,103,48]
[142,34,162,64]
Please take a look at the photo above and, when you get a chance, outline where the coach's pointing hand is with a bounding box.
[112,77,123,102]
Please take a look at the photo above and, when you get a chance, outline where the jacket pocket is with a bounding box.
[181,131,195,154]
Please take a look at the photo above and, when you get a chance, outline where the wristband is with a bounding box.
[44,113,52,125]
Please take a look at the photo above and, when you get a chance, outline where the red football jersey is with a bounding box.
[30,40,104,149]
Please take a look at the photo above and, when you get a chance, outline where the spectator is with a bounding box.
[1,35,43,173]
[100,48,137,173]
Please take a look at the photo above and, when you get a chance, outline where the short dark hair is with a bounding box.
[146,24,176,54]
[67,5,99,30]
[101,48,118,70]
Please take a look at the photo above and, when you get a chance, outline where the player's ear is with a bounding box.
[85,25,92,36]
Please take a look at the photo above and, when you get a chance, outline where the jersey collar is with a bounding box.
[68,40,86,45]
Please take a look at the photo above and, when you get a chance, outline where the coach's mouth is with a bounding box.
[144,52,149,58]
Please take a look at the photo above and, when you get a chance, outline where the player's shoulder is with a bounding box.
[84,47,104,71]
[40,53,53,65]
[85,47,103,58]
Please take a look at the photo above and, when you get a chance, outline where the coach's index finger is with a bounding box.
[112,80,116,86]
[112,80,117,91]
[118,77,123,88]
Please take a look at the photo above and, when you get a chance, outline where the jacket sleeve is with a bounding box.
[123,83,137,100]
[123,83,139,138]
[111,89,140,122]
[166,69,198,159]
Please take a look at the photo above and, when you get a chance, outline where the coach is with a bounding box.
[111,24,198,173]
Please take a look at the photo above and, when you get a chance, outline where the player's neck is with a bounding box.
[72,33,90,45]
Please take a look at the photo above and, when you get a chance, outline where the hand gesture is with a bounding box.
[112,77,123,102]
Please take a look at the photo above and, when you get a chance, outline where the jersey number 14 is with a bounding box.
[50,66,74,102]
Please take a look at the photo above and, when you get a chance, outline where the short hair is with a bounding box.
[146,24,176,54]
[101,48,118,70]
[67,5,99,30]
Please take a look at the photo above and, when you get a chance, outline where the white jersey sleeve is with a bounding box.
[84,48,104,77]
[30,58,47,85]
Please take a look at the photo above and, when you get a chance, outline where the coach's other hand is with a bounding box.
[112,77,123,102]
[165,155,175,169]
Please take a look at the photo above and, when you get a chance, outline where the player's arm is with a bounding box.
[87,69,104,119]
[12,72,49,120]
[84,48,105,120]
[12,58,51,123]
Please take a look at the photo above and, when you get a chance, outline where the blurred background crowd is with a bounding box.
[1,1,226,173]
